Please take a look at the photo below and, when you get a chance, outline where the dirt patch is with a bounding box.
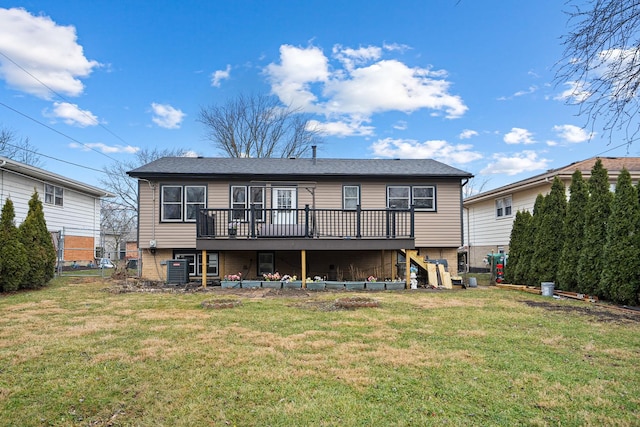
[522,300,640,323]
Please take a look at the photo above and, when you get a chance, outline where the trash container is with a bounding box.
[541,282,554,297]
[468,277,478,288]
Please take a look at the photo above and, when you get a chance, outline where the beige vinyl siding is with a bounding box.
[138,178,465,249]
[414,181,462,247]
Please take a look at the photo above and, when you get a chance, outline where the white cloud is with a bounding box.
[211,64,231,87]
[370,137,482,165]
[498,86,538,101]
[265,44,329,108]
[480,151,549,176]
[46,102,99,127]
[552,124,594,143]
[68,142,139,154]
[555,81,591,103]
[150,103,185,129]
[307,118,375,137]
[0,7,101,99]
[264,44,467,130]
[504,127,535,144]
[459,129,478,139]
[393,120,408,131]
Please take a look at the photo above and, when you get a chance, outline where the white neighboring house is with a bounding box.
[0,156,114,266]
[462,157,640,271]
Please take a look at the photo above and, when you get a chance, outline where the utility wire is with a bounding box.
[0,101,120,164]
[0,50,131,146]
[1,141,105,173]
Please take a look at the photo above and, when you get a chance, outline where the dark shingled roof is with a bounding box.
[127,157,473,179]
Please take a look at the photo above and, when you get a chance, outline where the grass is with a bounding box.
[0,278,639,426]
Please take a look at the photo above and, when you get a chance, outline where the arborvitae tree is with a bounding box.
[19,190,56,288]
[0,198,27,292]
[531,177,567,285]
[558,170,589,292]
[504,210,531,285]
[577,159,612,296]
[516,194,545,287]
[600,169,640,305]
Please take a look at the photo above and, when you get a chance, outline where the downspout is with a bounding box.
[460,178,469,247]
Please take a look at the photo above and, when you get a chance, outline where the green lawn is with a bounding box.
[0,278,638,426]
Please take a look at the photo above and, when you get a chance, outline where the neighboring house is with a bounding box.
[0,156,114,266]
[127,154,473,284]
[463,157,640,271]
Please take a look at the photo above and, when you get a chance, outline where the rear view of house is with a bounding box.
[128,154,472,286]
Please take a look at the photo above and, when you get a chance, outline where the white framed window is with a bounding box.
[413,186,436,211]
[185,186,206,221]
[258,252,275,275]
[175,251,218,276]
[387,186,410,209]
[44,183,63,206]
[161,185,207,222]
[343,185,360,210]
[231,185,265,221]
[496,196,512,218]
[387,185,437,210]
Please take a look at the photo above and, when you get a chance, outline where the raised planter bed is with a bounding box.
[283,281,303,289]
[221,281,241,289]
[365,282,385,290]
[345,281,365,290]
[385,282,405,290]
[306,281,326,290]
[241,280,261,289]
[325,281,345,290]
[261,281,282,289]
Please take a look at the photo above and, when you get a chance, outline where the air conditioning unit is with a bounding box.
[166,259,188,285]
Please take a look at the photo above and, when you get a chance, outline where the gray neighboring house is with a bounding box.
[463,157,640,271]
[127,154,473,284]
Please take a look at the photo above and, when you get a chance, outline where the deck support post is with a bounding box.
[202,250,207,288]
[301,250,307,288]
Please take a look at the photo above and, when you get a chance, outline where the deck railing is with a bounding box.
[197,205,414,239]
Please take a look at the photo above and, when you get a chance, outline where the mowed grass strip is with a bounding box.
[0,279,639,426]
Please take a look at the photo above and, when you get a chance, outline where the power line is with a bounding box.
[0,50,131,146]
[1,141,105,173]
[0,101,120,164]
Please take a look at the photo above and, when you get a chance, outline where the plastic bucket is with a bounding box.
[468,277,478,288]
[541,282,555,297]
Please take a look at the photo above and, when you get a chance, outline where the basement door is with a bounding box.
[272,187,297,224]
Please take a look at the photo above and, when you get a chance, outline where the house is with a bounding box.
[127,153,473,286]
[462,157,640,271]
[0,156,114,266]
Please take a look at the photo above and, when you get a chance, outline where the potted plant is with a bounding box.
[366,275,385,291]
[261,271,282,288]
[228,221,239,237]
[221,272,242,288]
[305,276,326,290]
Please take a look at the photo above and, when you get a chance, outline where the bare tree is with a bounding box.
[100,147,191,213]
[556,0,640,146]
[198,93,321,158]
[0,127,43,167]
[100,200,136,261]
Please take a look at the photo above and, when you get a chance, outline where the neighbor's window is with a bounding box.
[412,186,436,211]
[387,186,410,209]
[496,196,512,218]
[231,185,265,221]
[343,185,360,210]
[45,183,63,206]
[161,185,206,222]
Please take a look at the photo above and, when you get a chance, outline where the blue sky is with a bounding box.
[0,1,634,192]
